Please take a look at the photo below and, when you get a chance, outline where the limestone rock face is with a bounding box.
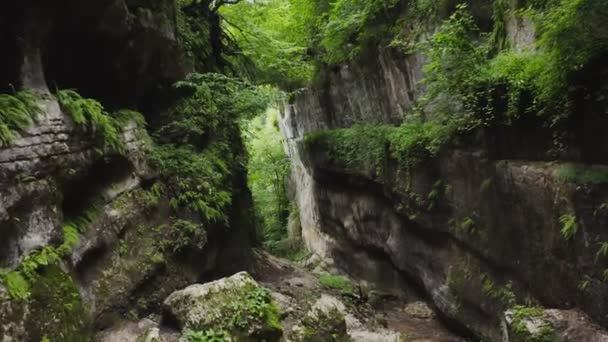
[279,3,608,341]
[163,272,283,341]
[0,95,149,268]
[0,0,255,339]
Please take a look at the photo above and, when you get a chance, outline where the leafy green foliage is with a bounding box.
[150,144,233,224]
[0,203,99,299]
[56,89,126,153]
[176,2,214,72]
[180,329,230,342]
[388,121,454,167]
[157,73,276,146]
[305,123,391,176]
[151,72,273,244]
[452,216,479,237]
[533,0,608,113]
[304,120,453,177]
[226,285,281,333]
[319,0,400,64]
[418,4,495,129]
[221,0,315,89]
[420,0,608,132]
[390,0,454,53]
[559,214,578,240]
[244,109,291,249]
[596,242,608,260]
[556,163,608,185]
[0,90,42,147]
[162,219,207,253]
[182,283,282,339]
[2,271,30,300]
[481,274,516,307]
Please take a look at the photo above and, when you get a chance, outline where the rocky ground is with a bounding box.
[95,249,465,341]
[253,250,464,342]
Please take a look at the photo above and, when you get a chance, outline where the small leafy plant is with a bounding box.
[559,214,578,240]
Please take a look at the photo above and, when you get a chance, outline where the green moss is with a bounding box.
[446,257,475,291]
[181,283,282,341]
[27,264,92,342]
[91,225,167,316]
[111,183,164,213]
[450,216,480,237]
[291,308,348,342]
[318,273,355,296]
[427,180,447,210]
[556,163,608,185]
[510,305,556,342]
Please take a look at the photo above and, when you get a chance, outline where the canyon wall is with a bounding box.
[0,1,255,340]
[281,2,608,340]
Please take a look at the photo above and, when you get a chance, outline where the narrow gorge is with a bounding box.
[1,0,608,341]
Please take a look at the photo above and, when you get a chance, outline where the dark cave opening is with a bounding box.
[0,4,23,93]
[43,26,137,110]
[61,155,134,219]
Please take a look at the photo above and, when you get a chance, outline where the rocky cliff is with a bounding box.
[0,1,255,340]
[281,1,608,340]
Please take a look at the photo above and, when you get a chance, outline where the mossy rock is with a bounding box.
[0,286,29,341]
[163,272,282,341]
[504,306,557,342]
[28,264,92,341]
[289,295,349,342]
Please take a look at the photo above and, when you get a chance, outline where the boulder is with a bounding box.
[289,294,349,342]
[503,307,608,342]
[163,272,282,341]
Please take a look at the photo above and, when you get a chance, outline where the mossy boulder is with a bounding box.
[503,306,557,342]
[504,307,608,342]
[0,264,91,342]
[289,294,349,342]
[28,264,92,342]
[163,272,282,341]
[0,286,29,341]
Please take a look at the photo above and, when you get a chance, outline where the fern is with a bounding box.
[559,214,578,240]
[0,202,100,299]
[597,242,608,260]
[3,271,31,300]
[56,89,125,153]
[0,90,42,147]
